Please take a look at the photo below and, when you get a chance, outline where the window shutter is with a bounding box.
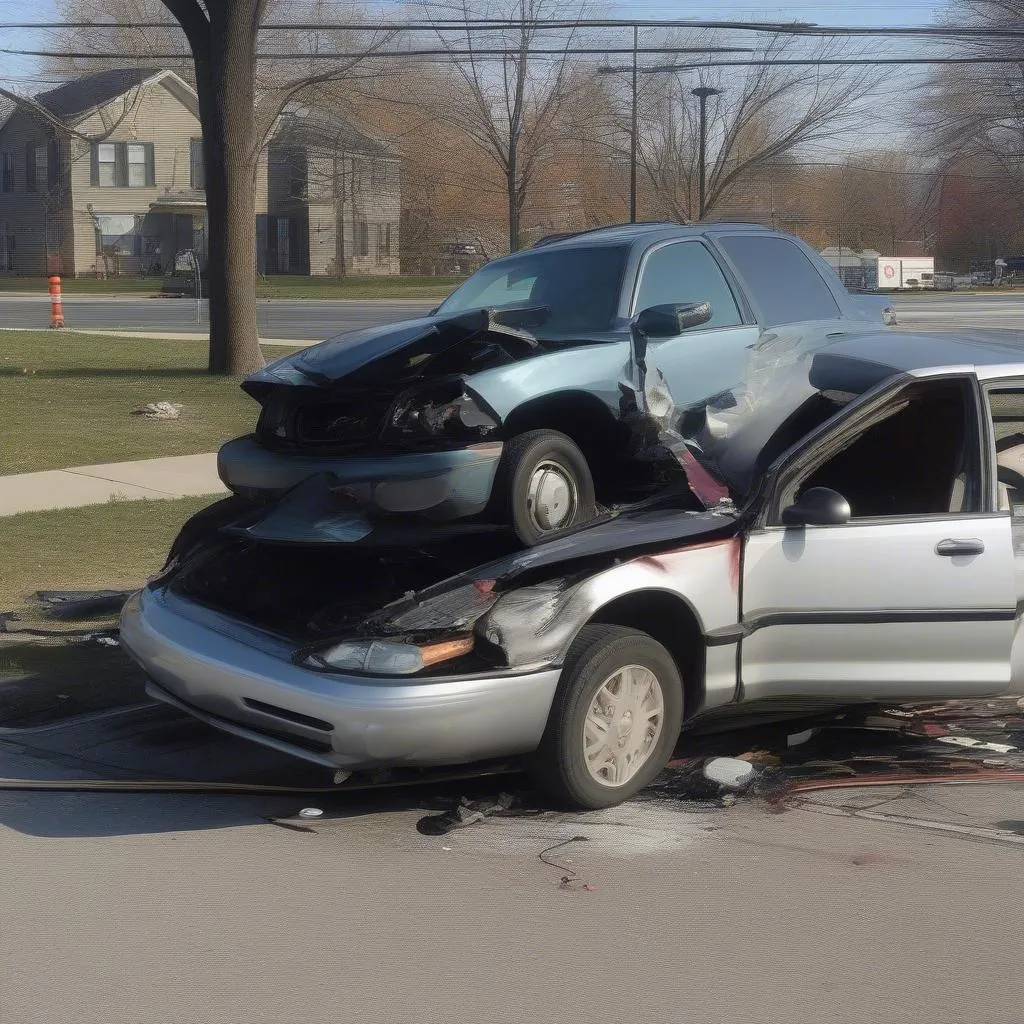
[145,143,155,187]
[48,140,58,192]
[90,143,99,186]
[25,142,35,192]
[114,143,127,187]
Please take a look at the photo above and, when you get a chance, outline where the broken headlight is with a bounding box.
[303,635,474,675]
[385,381,498,443]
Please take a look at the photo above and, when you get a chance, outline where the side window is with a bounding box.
[987,388,1024,520]
[782,379,978,520]
[634,241,742,330]
[717,234,841,327]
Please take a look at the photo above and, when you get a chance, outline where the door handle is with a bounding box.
[936,538,985,557]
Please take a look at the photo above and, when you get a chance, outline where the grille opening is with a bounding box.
[243,698,334,733]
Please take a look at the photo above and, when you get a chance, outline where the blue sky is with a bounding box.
[0,0,952,91]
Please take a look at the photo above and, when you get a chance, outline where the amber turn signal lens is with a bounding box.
[418,635,474,667]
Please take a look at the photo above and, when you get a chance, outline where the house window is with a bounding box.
[34,146,48,188]
[95,214,144,256]
[127,143,147,187]
[0,152,12,192]
[0,223,13,272]
[356,220,369,258]
[26,143,49,193]
[189,138,204,190]
[376,223,391,266]
[92,142,155,187]
[97,144,116,186]
[276,217,290,272]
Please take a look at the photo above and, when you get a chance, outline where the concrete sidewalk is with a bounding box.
[0,453,226,517]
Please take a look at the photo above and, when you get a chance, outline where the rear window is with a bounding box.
[717,234,842,327]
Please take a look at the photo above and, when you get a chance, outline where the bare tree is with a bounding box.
[635,35,884,223]
[34,0,390,374]
[421,0,592,252]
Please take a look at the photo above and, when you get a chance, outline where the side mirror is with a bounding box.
[782,487,851,527]
[634,302,713,339]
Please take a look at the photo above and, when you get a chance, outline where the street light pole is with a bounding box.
[691,86,720,220]
[630,24,638,222]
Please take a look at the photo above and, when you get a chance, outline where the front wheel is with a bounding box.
[526,624,684,809]
[495,429,596,546]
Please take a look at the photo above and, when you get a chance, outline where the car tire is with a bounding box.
[526,624,684,810]
[496,429,596,546]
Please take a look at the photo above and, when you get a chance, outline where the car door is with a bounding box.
[631,240,760,409]
[740,372,1017,702]
[982,377,1024,690]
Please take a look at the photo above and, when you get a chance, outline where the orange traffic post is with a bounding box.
[48,275,65,329]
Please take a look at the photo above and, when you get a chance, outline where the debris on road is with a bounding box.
[416,791,520,835]
[538,836,595,892]
[703,756,757,790]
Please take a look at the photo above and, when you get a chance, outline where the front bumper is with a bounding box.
[217,436,504,520]
[119,588,560,771]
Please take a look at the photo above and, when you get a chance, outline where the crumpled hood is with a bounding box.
[244,309,541,397]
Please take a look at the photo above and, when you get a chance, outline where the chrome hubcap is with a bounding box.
[526,460,577,532]
[583,664,665,788]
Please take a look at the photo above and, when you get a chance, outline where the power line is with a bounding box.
[2,18,1024,39]
[3,47,1021,66]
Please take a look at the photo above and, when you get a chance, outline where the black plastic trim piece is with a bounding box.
[706,606,1017,647]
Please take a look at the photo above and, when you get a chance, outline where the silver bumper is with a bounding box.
[119,588,560,771]
[217,436,504,520]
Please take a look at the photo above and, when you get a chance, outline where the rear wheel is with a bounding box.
[526,624,684,809]
[495,429,596,546]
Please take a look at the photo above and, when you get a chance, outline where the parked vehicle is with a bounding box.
[877,256,935,290]
[122,331,1024,809]
[218,222,895,547]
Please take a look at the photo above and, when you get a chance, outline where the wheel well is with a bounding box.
[502,392,629,493]
[587,591,705,720]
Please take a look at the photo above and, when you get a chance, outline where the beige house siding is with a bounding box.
[69,78,202,277]
[0,72,400,279]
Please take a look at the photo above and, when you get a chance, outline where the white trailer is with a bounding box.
[877,256,935,290]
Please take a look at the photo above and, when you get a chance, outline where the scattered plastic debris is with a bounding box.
[787,728,817,747]
[298,807,324,819]
[416,791,520,835]
[131,401,183,420]
[703,756,757,790]
[936,736,1017,754]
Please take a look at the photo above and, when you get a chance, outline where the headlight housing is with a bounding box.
[385,380,498,444]
[302,635,475,675]
[301,579,497,675]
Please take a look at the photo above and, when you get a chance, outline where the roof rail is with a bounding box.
[530,220,684,248]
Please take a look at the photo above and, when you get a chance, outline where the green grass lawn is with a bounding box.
[0,274,464,300]
[0,330,283,475]
[0,496,211,613]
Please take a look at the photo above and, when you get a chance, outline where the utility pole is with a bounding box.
[630,24,638,222]
[691,86,721,220]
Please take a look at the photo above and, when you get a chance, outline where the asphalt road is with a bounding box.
[6,291,1024,342]
[0,695,1022,1023]
[0,294,436,341]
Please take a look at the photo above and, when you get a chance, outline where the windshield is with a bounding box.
[436,245,628,337]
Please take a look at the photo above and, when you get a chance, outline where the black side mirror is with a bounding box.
[634,302,713,339]
[782,487,851,527]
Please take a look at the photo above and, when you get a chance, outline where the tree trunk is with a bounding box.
[507,146,520,253]
[189,2,264,375]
